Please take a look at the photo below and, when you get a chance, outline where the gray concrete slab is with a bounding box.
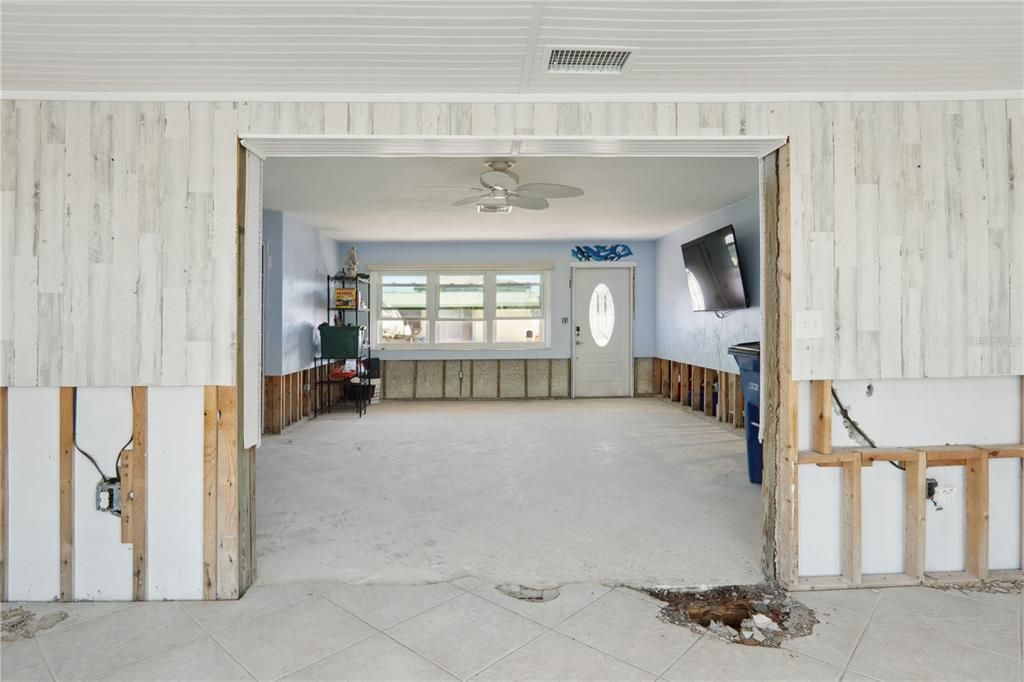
[498,360,526,398]
[526,359,551,397]
[471,360,498,398]
[255,398,760,587]
[414,360,444,399]
[550,359,570,397]
[383,360,414,399]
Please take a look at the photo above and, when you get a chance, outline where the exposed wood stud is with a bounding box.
[679,363,690,407]
[811,380,833,454]
[670,362,681,402]
[703,370,715,417]
[691,366,704,411]
[718,372,727,422]
[215,385,239,599]
[0,387,6,602]
[59,387,74,602]
[761,144,796,586]
[202,385,218,600]
[904,450,927,581]
[842,451,862,586]
[652,357,662,395]
[965,451,990,579]
[733,375,744,428]
[130,386,147,601]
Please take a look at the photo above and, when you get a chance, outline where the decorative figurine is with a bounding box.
[344,246,359,277]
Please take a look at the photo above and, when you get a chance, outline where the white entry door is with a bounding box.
[572,266,633,398]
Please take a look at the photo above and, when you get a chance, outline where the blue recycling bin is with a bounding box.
[728,342,762,484]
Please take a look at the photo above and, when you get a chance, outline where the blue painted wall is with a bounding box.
[654,193,761,372]
[344,240,656,361]
[263,210,343,375]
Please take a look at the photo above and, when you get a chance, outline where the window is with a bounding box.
[494,272,544,344]
[379,274,428,344]
[371,268,550,349]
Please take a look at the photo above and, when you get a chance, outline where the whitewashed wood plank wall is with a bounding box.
[1,100,1021,385]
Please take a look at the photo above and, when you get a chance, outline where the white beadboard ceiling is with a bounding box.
[2,1,1021,100]
[262,156,759,241]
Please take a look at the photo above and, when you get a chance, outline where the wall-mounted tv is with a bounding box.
[680,224,749,312]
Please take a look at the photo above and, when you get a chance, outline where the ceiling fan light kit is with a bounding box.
[452,160,584,213]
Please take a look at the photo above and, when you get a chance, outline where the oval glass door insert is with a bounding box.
[588,283,615,347]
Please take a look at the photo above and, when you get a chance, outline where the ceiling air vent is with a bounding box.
[547,48,632,74]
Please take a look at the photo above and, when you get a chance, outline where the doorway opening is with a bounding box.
[238,135,790,590]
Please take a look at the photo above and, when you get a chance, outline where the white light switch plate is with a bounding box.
[794,310,824,339]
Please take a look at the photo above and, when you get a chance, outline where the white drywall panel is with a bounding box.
[147,386,204,599]
[989,457,1022,570]
[798,463,842,577]
[925,465,966,573]
[860,462,905,575]
[7,387,60,600]
[73,387,133,600]
[829,376,1019,447]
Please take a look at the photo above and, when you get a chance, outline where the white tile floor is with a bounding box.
[4,581,1022,681]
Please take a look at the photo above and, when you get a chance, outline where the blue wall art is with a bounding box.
[571,244,634,262]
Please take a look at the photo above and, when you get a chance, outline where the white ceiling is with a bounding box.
[2,1,1021,100]
[262,156,758,241]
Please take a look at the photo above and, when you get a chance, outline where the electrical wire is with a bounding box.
[830,386,905,471]
[72,388,133,483]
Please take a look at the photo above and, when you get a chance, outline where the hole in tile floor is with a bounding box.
[2,606,69,641]
[644,584,817,647]
[496,584,560,601]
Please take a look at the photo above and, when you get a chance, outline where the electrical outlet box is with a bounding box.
[96,480,122,515]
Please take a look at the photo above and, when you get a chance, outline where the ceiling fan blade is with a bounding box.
[415,186,485,192]
[480,169,519,191]
[515,183,584,199]
[508,195,549,210]
[452,194,489,206]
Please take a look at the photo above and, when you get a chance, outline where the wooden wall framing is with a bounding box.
[0,387,7,602]
[651,359,746,430]
[762,144,797,585]
[202,385,253,599]
[59,387,74,601]
[795,378,1024,591]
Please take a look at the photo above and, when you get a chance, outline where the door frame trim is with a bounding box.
[569,262,636,400]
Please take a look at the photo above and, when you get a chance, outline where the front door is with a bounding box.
[572,266,633,397]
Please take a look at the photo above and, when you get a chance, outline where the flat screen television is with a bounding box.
[680,224,749,312]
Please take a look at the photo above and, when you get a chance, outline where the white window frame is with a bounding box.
[370,265,552,351]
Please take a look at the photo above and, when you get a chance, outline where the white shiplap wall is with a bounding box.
[1,99,1022,386]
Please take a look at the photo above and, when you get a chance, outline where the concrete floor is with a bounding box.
[4,582,1021,680]
[254,398,763,588]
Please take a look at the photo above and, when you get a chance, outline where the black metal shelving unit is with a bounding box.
[314,273,373,418]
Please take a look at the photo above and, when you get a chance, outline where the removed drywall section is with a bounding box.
[147,386,204,600]
[654,193,760,372]
[262,210,342,376]
[73,387,134,601]
[796,375,1022,579]
[348,239,655,361]
[7,388,60,601]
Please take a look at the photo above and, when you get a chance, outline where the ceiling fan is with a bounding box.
[451,161,584,213]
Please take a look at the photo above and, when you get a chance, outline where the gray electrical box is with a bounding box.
[95,480,122,516]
